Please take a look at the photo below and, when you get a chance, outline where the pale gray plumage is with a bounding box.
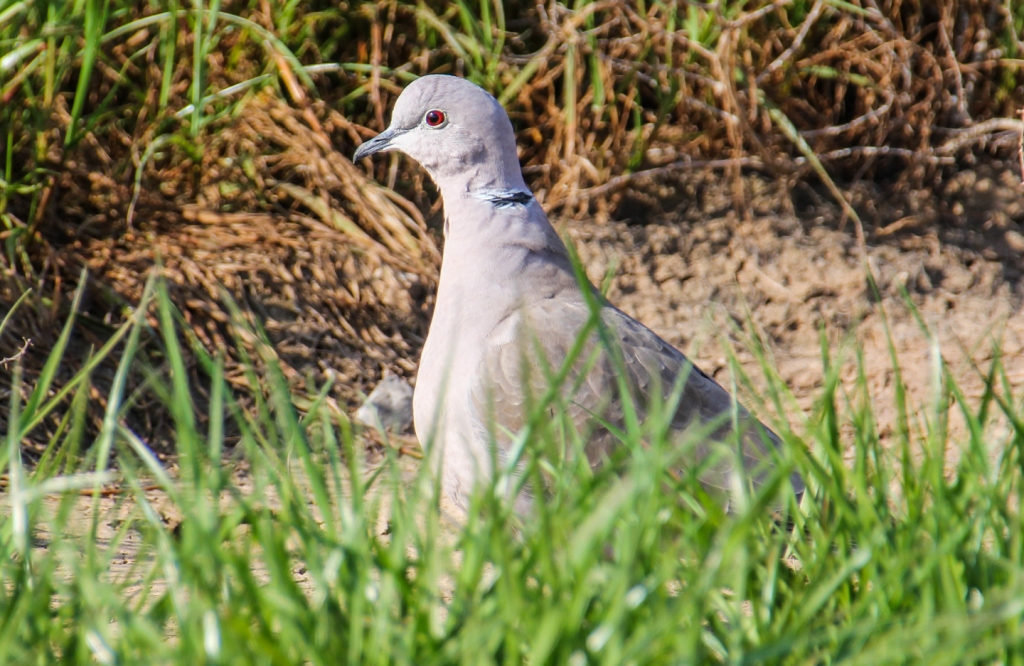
[354,375,414,433]
[354,75,802,510]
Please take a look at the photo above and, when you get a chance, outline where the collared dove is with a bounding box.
[354,75,803,511]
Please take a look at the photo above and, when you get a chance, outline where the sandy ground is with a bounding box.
[22,454,459,610]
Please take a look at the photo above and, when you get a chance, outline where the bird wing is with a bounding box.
[470,293,793,491]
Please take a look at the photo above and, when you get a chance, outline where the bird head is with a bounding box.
[353,75,526,192]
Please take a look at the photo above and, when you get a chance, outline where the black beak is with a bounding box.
[353,127,403,161]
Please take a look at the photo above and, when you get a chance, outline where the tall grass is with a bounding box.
[2,276,1024,663]
[2,0,1024,660]
[2,0,1022,280]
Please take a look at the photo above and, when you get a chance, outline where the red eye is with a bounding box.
[425,110,446,127]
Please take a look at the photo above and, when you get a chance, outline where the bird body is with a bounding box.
[413,191,581,506]
[353,75,801,509]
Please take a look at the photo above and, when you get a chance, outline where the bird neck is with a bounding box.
[440,188,553,245]
[435,164,530,205]
[437,194,575,314]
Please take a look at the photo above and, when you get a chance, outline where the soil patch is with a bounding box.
[569,165,1024,449]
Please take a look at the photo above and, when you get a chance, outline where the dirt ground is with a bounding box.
[564,164,1024,451]
[28,455,460,609]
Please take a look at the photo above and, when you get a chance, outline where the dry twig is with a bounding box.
[0,338,30,368]
[757,0,827,85]
[1018,108,1024,184]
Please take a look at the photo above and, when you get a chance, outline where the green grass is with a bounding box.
[2,0,1024,662]
[3,0,1023,281]
[2,276,1024,664]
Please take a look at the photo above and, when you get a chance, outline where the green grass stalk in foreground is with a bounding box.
[1,279,1024,664]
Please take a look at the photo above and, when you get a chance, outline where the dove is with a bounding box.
[354,75,802,511]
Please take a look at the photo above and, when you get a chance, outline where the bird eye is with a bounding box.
[425,110,446,127]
